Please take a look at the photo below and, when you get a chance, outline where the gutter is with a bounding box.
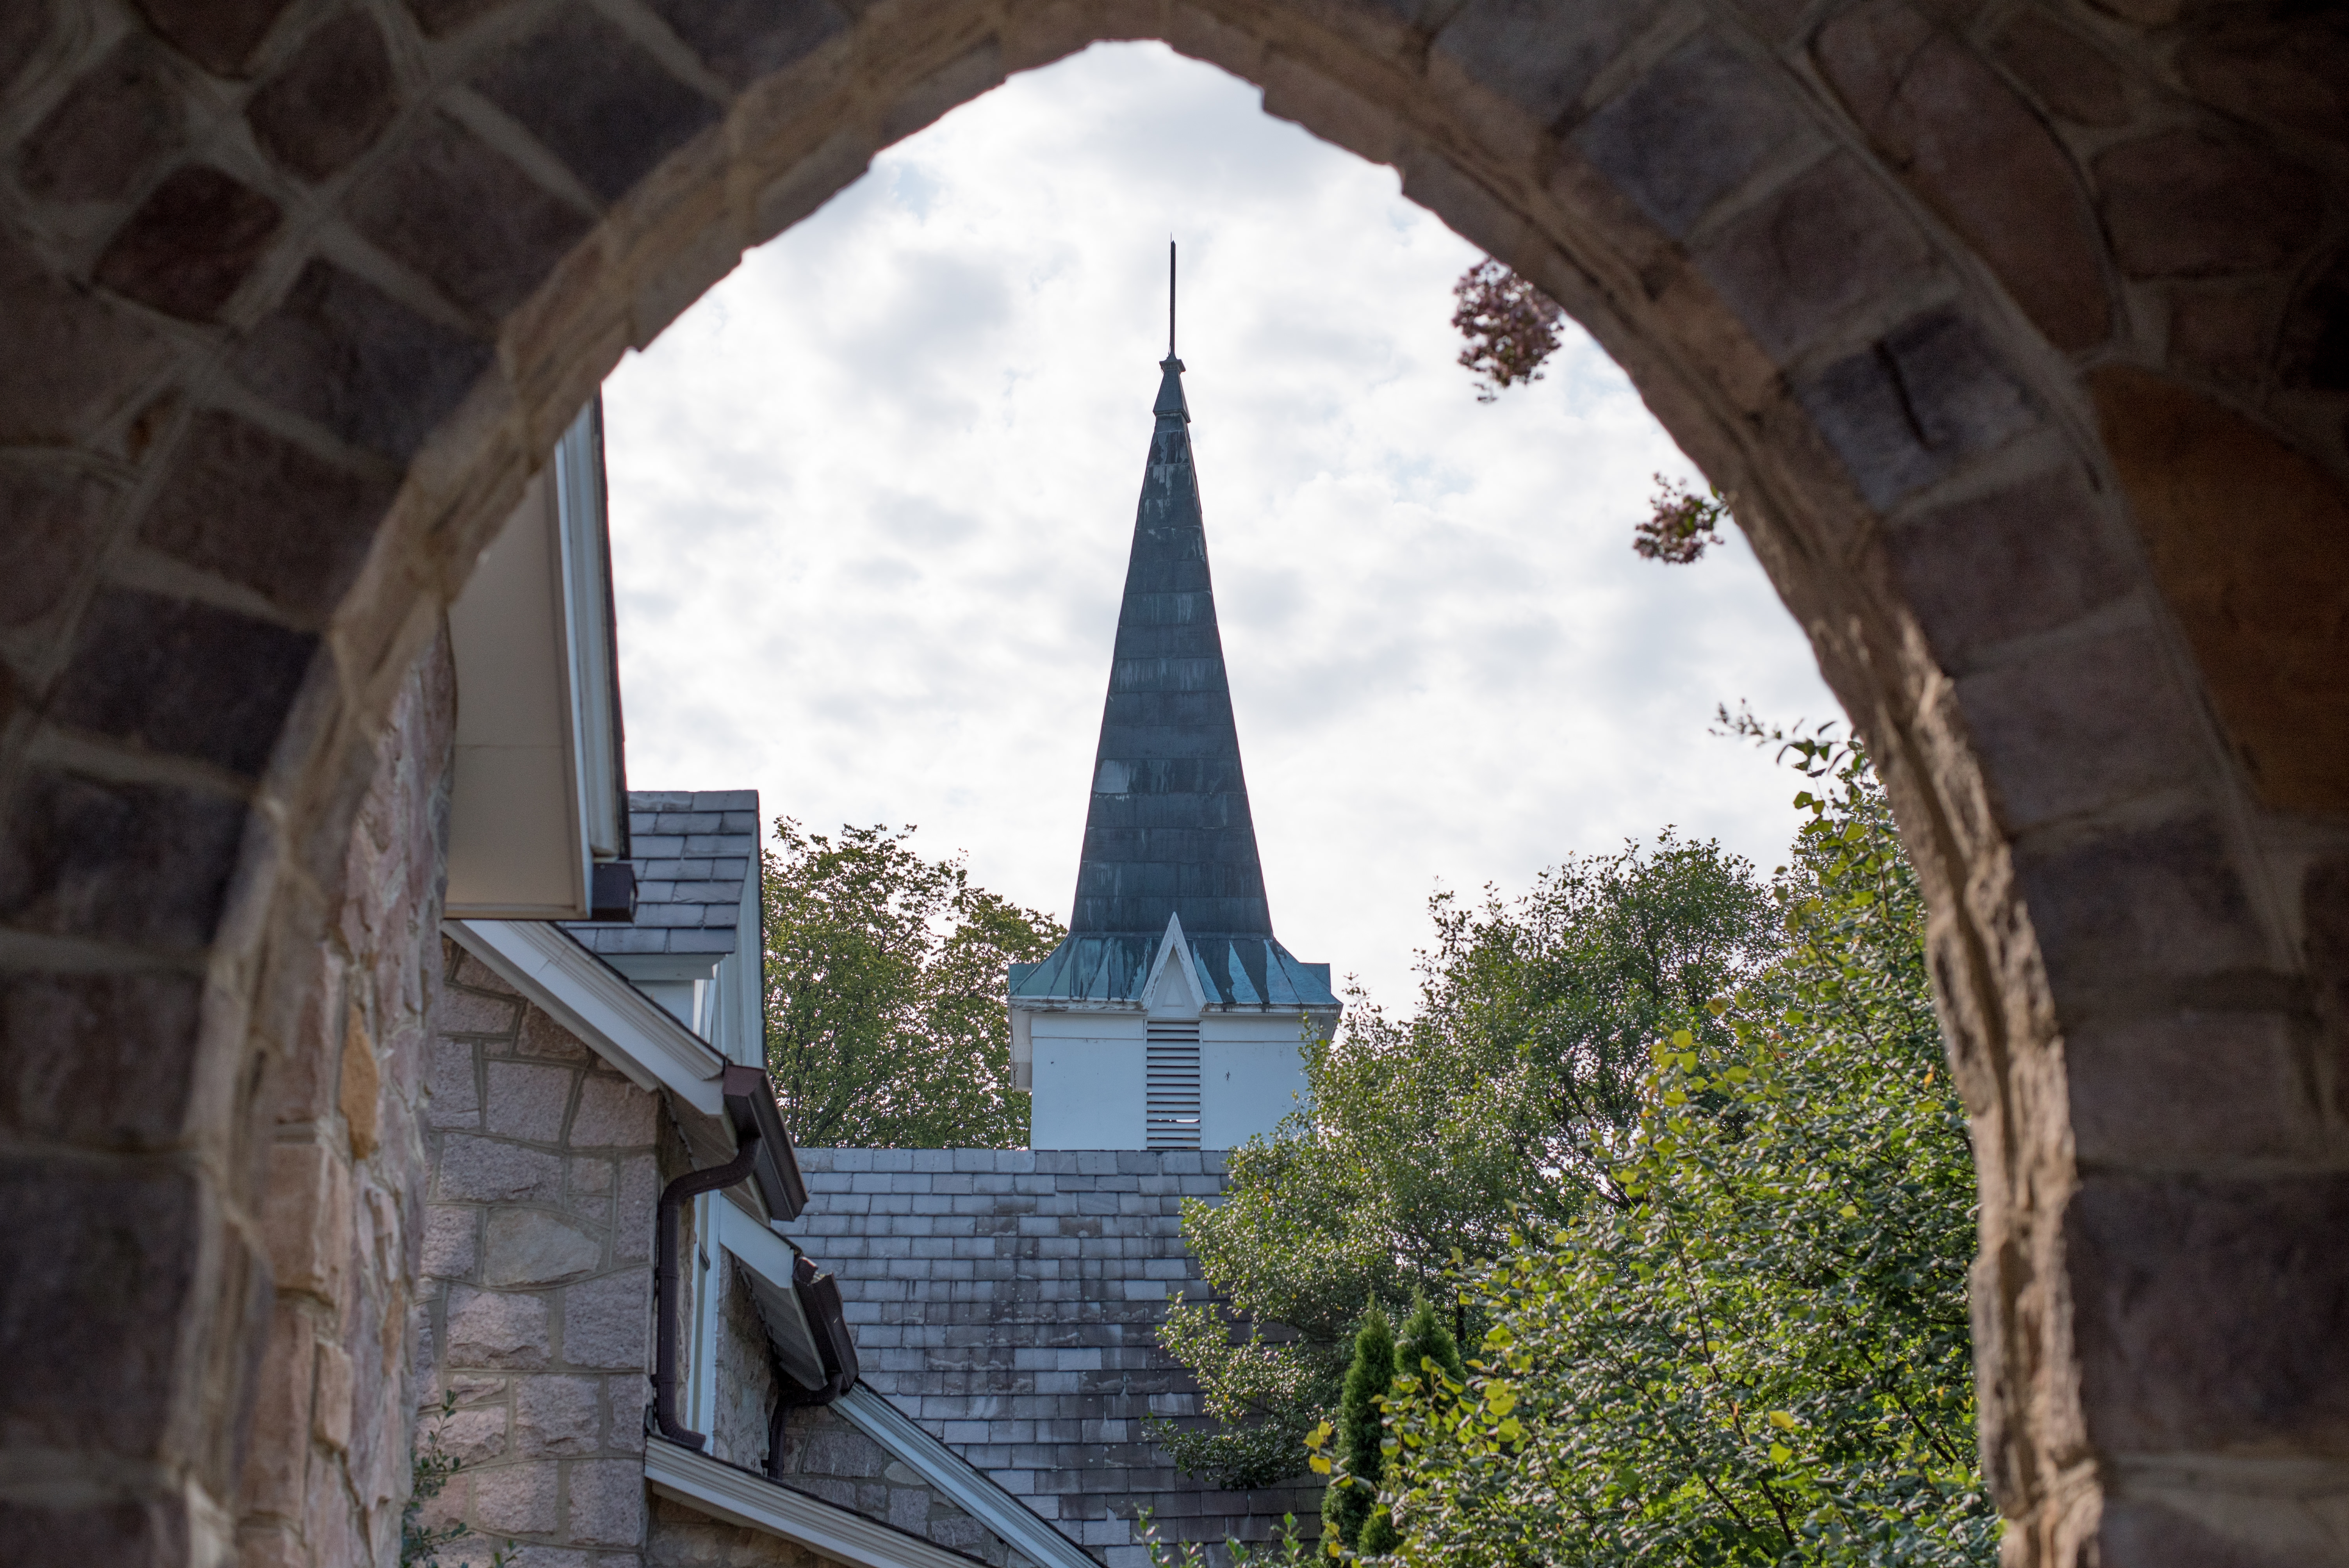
[655,1130,763,1449]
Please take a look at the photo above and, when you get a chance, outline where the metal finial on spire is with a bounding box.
[1168,239,1176,357]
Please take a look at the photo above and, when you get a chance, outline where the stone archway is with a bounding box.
[0,0,2342,1563]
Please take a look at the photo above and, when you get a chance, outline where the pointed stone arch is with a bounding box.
[1,0,2344,1564]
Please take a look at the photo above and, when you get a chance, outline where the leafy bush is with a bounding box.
[1376,733,1994,1566]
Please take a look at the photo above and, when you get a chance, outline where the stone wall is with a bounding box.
[779,1149,1319,1566]
[4,2,2348,1563]
[417,941,666,1567]
[239,638,453,1568]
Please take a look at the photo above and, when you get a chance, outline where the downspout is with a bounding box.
[654,1130,760,1450]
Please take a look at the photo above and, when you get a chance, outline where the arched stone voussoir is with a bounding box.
[1,0,2345,1564]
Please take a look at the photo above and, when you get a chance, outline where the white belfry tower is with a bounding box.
[1008,328,1340,1150]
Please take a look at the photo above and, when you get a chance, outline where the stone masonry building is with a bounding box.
[4,1,2348,1564]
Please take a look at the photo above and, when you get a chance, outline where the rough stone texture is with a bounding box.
[1816,0,2109,350]
[418,948,663,1566]
[2090,367,2349,814]
[236,640,454,1568]
[777,1149,1318,1564]
[0,2,2345,1566]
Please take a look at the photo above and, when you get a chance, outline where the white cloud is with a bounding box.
[600,41,1838,1012]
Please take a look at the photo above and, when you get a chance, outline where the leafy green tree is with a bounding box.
[763,820,1062,1147]
[1393,1296,1464,1403]
[1156,835,1778,1487]
[1378,734,1992,1566]
[1321,1308,1398,1554]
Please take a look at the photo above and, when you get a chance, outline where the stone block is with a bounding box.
[2069,1172,2349,1450]
[515,1374,600,1456]
[2090,367,2349,813]
[0,464,110,631]
[423,1205,478,1280]
[1693,151,1938,364]
[485,1061,574,1143]
[134,0,299,74]
[560,1270,648,1370]
[245,12,398,180]
[615,1156,658,1258]
[2017,815,2266,1000]
[1876,465,2129,669]
[1991,12,2126,127]
[1574,34,1808,239]
[517,1006,593,1061]
[1954,626,2203,831]
[265,1141,353,1299]
[313,1338,354,1451]
[348,112,592,319]
[50,588,316,776]
[1793,307,2037,510]
[572,1077,654,1146]
[93,164,281,321]
[437,988,522,1037]
[445,1286,552,1370]
[16,37,183,201]
[474,1458,560,1534]
[471,7,720,206]
[241,1303,314,1513]
[437,1137,563,1204]
[439,1404,509,1465]
[1817,0,2107,349]
[0,972,201,1149]
[566,1458,647,1547]
[486,1206,604,1287]
[0,233,173,447]
[1431,0,1653,129]
[429,1036,481,1128]
[232,260,490,463]
[2095,130,2320,280]
[137,409,395,622]
[2067,1010,2324,1169]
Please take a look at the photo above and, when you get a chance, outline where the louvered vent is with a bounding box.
[1145,1021,1202,1149]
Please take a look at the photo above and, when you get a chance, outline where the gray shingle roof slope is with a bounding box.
[1069,356,1270,941]
[1007,935,1336,1010]
[565,788,758,956]
[777,1149,1320,1565]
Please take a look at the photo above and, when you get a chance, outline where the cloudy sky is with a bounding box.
[599,41,1837,1012]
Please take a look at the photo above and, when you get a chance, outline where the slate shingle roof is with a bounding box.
[567,788,759,957]
[1068,357,1273,943]
[777,1148,1319,1565]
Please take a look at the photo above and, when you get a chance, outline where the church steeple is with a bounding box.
[1068,353,1271,939]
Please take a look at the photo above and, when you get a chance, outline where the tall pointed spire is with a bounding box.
[1068,352,1269,937]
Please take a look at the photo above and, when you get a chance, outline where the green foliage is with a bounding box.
[1158,836,1777,1485]
[1322,1308,1397,1554]
[762,820,1062,1147]
[1393,1296,1464,1403]
[1377,732,1993,1567]
[403,1393,514,1568]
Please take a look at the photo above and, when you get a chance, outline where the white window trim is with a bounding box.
[647,1436,988,1568]
[444,918,726,1114]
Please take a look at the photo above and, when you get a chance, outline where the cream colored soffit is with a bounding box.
[646,1438,987,1568]
[445,918,725,1115]
[446,403,624,917]
[832,1386,1100,1568]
